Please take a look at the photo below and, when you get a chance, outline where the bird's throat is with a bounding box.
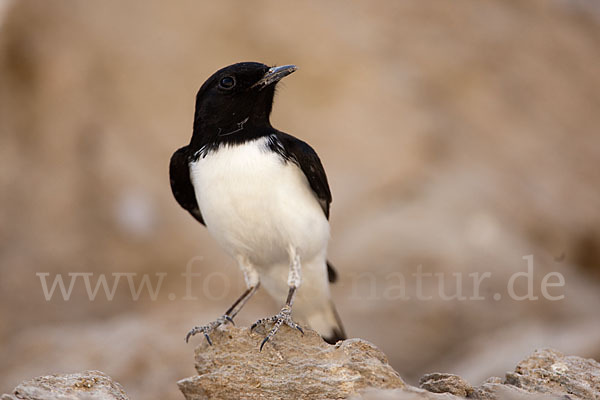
[217,117,250,137]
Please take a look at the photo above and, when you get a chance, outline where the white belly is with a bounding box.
[189,137,330,267]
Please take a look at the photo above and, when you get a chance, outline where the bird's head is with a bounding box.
[192,62,297,140]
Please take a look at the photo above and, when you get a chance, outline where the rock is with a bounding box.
[177,324,405,400]
[505,348,600,399]
[352,386,464,399]
[4,337,597,400]
[470,385,559,400]
[471,348,600,400]
[178,327,600,400]
[1,370,129,400]
[419,373,473,397]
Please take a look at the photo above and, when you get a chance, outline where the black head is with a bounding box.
[191,62,297,148]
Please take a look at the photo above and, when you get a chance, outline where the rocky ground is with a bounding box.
[1,371,129,400]
[3,326,599,400]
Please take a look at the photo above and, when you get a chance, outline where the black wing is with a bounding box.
[169,146,205,225]
[276,132,332,219]
[276,134,339,282]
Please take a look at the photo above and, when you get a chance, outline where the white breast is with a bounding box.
[189,137,330,267]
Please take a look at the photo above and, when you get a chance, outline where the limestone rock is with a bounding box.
[505,348,600,399]
[1,370,129,400]
[419,373,473,397]
[3,344,599,400]
[470,349,600,400]
[177,324,600,400]
[351,386,464,399]
[177,324,405,400]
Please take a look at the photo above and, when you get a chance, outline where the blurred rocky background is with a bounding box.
[1,0,599,399]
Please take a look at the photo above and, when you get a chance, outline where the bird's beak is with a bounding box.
[252,65,297,90]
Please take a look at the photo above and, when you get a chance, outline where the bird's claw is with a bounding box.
[251,306,304,351]
[185,314,234,344]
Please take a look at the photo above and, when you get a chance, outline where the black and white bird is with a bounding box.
[170,62,345,348]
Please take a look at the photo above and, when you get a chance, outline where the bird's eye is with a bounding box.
[219,76,236,90]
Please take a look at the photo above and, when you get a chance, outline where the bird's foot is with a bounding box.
[185,315,234,345]
[250,305,304,351]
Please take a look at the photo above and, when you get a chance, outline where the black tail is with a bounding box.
[326,261,338,283]
[321,300,346,344]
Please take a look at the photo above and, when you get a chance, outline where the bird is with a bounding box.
[169,61,345,349]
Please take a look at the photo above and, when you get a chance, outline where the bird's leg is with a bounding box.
[186,260,259,344]
[251,248,304,351]
[185,284,259,344]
